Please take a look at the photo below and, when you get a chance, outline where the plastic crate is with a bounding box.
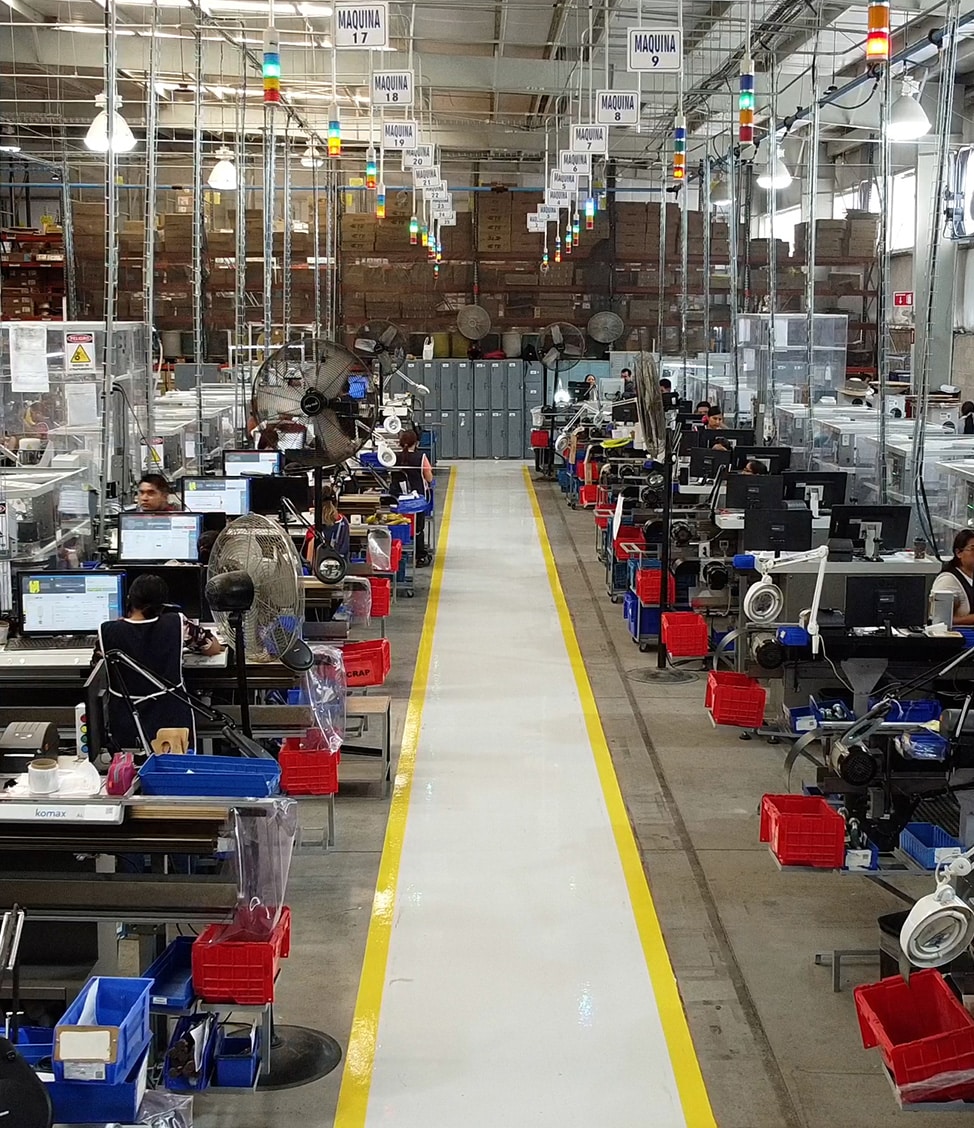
[47,1045,149,1124]
[390,538,403,573]
[369,577,392,617]
[854,970,974,1103]
[631,567,677,606]
[578,484,598,507]
[13,1025,54,1066]
[759,794,846,868]
[594,508,612,530]
[144,936,195,1012]
[214,1025,263,1088]
[704,670,752,709]
[342,638,391,687]
[530,428,550,449]
[786,705,817,734]
[869,697,942,723]
[899,822,963,870]
[624,590,660,639]
[776,625,810,647]
[896,731,950,762]
[810,695,856,725]
[279,744,341,796]
[53,976,153,1084]
[707,671,767,728]
[387,524,413,545]
[163,1012,217,1091]
[192,906,291,1005]
[661,612,709,657]
[138,754,280,799]
[557,467,571,492]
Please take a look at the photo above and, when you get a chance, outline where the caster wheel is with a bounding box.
[739,731,752,741]
[569,501,577,510]
[610,595,621,604]
[404,590,415,598]
[767,736,780,745]
[639,642,651,653]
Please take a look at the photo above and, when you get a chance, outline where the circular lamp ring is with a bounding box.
[314,547,348,585]
[377,444,397,468]
[901,897,974,968]
[743,578,784,624]
[384,413,403,434]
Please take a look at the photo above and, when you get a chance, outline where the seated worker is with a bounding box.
[742,460,768,476]
[621,367,636,399]
[930,530,974,626]
[395,429,434,566]
[706,409,725,430]
[304,486,350,566]
[96,574,223,753]
[137,473,178,512]
[694,401,711,417]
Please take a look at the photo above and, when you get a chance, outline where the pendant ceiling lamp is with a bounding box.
[84,92,137,153]
[300,142,324,168]
[757,145,792,190]
[207,146,237,190]
[888,79,931,141]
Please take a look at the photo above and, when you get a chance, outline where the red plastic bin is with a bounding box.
[192,906,291,1005]
[706,670,767,727]
[661,612,709,657]
[280,744,340,796]
[342,639,391,687]
[632,568,677,605]
[854,970,974,1103]
[389,538,403,573]
[530,429,550,449]
[759,794,846,868]
[578,484,598,507]
[594,508,612,529]
[369,577,392,617]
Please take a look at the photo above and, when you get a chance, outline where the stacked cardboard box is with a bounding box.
[477,193,512,253]
[845,212,878,257]
[747,238,791,265]
[793,220,846,259]
[227,208,264,253]
[341,214,376,252]
[614,202,648,257]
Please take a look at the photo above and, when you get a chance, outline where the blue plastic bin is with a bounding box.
[13,1025,54,1065]
[139,754,280,798]
[387,524,413,545]
[788,705,817,733]
[54,977,153,1084]
[145,936,195,1012]
[869,697,941,723]
[897,731,950,762]
[164,1012,218,1091]
[47,1045,149,1123]
[393,495,427,514]
[810,695,856,725]
[213,1025,263,1088]
[777,626,810,647]
[899,822,963,869]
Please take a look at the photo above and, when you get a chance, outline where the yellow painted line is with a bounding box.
[523,466,718,1128]
[333,468,457,1128]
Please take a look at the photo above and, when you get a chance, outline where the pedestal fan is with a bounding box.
[541,321,585,403]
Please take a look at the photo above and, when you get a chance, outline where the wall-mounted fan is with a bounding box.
[353,319,407,378]
[457,304,491,341]
[587,311,626,348]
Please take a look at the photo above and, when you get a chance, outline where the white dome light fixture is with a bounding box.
[757,145,792,191]
[207,146,237,190]
[84,91,137,153]
[300,142,325,168]
[887,78,931,142]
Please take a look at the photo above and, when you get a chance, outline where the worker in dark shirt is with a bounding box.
[395,430,433,566]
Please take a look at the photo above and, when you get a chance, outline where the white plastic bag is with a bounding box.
[422,335,434,360]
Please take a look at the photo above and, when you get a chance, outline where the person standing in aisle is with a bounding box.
[930,530,974,625]
[395,429,433,567]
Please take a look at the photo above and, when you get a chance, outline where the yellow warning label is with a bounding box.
[70,345,92,366]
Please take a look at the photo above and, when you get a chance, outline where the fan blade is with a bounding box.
[564,344,584,358]
[550,324,564,346]
[378,353,397,377]
[354,337,379,354]
[379,324,399,348]
[542,347,561,368]
[255,385,305,420]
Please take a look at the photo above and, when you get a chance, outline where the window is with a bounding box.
[890,171,916,251]
[756,205,803,251]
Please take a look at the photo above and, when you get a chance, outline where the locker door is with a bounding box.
[421,361,439,413]
[473,362,490,410]
[490,411,506,458]
[489,362,507,409]
[506,360,523,411]
[508,411,524,458]
[437,411,456,459]
[456,411,473,458]
[473,410,490,457]
[439,361,458,411]
[456,362,474,411]
[523,363,544,413]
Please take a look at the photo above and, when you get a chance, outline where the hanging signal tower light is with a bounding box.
[375,183,386,219]
[739,60,755,143]
[673,115,686,181]
[572,209,581,242]
[328,106,341,156]
[866,0,891,62]
[262,28,281,104]
[409,214,419,245]
[584,197,595,230]
[365,146,377,189]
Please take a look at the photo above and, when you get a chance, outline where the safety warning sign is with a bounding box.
[64,331,97,375]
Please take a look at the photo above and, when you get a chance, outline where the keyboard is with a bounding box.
[6,635,96,651]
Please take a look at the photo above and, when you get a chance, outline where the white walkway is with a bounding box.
[336,462,711,1127]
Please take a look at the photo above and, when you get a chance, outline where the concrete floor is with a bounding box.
[194,464,972,1127]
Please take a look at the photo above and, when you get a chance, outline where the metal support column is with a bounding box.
[191,20,206,470]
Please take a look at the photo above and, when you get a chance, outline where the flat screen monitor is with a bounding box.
[121,565,204,620]
[181,477,250,516]
[223,449,282,477]
[19,571,124,635]
[688,447,733,482]
[743,508,812,552]
[845,574,928,629]
[568,380,590,402]
[725,473,785,511]
[732,446,793,474]
[783,471,848,511]
[828,505,911,554]
[119,513,203,563]
[682,428,756,449]
[600,378,624,399]
[249,476,312,517]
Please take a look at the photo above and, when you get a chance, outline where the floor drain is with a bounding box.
[625,668,700,685]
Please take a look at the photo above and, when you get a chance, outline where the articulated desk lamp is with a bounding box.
[740,545,830,656]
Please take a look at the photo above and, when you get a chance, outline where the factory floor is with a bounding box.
[195,462,969,1128]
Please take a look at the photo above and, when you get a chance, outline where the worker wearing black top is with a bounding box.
[395,429,434,566]
[97,574,222,752]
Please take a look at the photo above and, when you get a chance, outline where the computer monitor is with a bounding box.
[82,659,110,763]
[743,508,812,552]
[732,446,793,474]
[181,477,250,516]
[688,447,733,482]
[845,574,928,630]
[828,505,912,555]
[568,380,590,402]
[599,378,624,399]
[725,473,785,511]
[249,475,312,517]
[121,565,204,620]
[118,513,203,563]
[682,428,756,450]
[783,471,848,513]
[19,571,124,635]
[223,449,282,477]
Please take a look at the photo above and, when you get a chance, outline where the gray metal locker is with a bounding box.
[488,362,507,410]
[473,410,490,457]
[456,410,473,458]
[473,362,490,410]
[455,362,474,411]
[490,411,506,458]
[508,411,524,459]
[523,363,544,413]
[505,361,523,411]
[439,361,458,411]
[438,411,456,459]
[421,362,439,413]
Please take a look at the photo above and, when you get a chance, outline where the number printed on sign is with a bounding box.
[627,27,682,72]
[372,70,413,106]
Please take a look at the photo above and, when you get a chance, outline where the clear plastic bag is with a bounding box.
[334,577,372,626]
[301,645,347,753]
[367,526,393,572]
[896,1068,974,1104]
[130,1090,194,1127]
[222,797,298,941]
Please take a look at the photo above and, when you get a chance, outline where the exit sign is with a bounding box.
[893,291,914,307]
